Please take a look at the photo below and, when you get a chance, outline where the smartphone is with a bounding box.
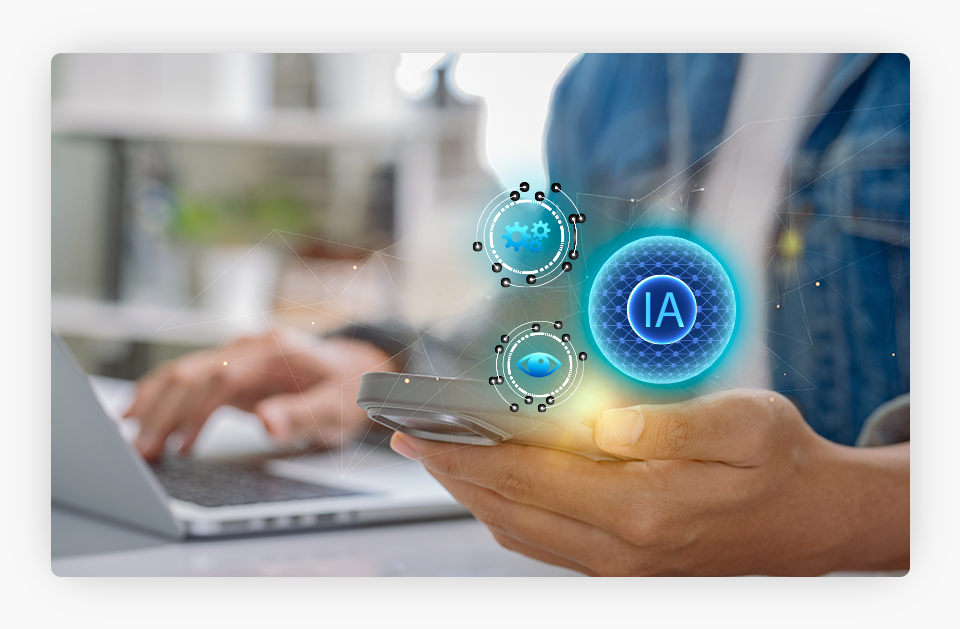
[357,372,622,461]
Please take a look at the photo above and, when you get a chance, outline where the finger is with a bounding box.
[427,470,631,576]
[123,360,175,419]
[390,432,654,536]
[133,378,186,461]
[488,530,600,576]
[177,371,231,453]
[254,385,343,446]
[137,359,225,458]
[593,389,788,465]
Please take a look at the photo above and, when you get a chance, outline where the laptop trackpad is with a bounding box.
[150,457,362,508]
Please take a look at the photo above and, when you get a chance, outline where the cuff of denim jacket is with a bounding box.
[855,393,910,447]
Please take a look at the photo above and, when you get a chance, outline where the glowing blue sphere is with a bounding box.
[588,236,736,384]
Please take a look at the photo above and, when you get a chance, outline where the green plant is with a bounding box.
[172,183,311,244]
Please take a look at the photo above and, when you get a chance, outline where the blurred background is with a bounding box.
[52,53,576,378]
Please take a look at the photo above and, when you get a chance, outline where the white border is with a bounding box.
[6,1,949,625]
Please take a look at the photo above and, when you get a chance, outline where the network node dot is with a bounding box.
[492,262,502,273]
[495,344,504,354]
[568,250,579,260]
[501,334,510,343]
[561,334,571,342]
[526,274,537,285]
[519,182,530,192]
[535,191,545,201]
[524,395,533,405]
[553,321,563,330]
[501,277,511,288]
[537,404,547,412]
[546,396,555,405]
[551,182,561,192]
[509,403,519,412]
[472,241,483,252]
[510,190,520,201]
[578,352,588,361]
[531,323,541,332]
[562,262,573,272]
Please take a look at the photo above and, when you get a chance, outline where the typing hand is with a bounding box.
[389,389,909,576]
[124,327,394,461]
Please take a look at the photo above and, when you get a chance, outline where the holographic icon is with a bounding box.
[627,275,697,345]
[473,182,582,288]
[502,222,530,252]
[516,352,562,377]
[589,235,736,384]
[531,220,551,241]
[490,319,586,413]
[500,219,552,254]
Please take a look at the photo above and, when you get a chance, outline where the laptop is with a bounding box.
[51,332,467,538]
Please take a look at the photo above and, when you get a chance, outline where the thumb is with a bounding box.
[593,390,783,464]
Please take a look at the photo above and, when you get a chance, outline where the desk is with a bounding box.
[51,505,580,576]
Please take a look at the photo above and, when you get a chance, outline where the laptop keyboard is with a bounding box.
[150,457,360,508]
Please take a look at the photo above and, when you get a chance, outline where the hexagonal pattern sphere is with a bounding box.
[588,236,736,384]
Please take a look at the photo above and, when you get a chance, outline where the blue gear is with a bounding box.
[531,220,551,241]
[525,237,542,253]
[502,222,529,252]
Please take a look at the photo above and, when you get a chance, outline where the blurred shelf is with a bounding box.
[51,105,410,147]
[53,294,235,347]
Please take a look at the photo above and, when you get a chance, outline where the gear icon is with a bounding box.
[525,237,543,253]
[502,222,529,252]
[531,220,551,241]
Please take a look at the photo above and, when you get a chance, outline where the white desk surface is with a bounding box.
[52,377,581,577]
[51,505,580,577]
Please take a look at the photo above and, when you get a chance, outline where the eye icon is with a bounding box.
[516,352,562,378]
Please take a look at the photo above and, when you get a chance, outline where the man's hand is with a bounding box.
[389,389,909,576]
[125,327,394,461]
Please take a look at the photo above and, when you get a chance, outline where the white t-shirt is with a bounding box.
[693,53,839,389]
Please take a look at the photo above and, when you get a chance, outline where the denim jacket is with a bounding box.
[543,53,910,445]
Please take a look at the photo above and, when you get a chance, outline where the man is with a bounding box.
[128,54,909,575]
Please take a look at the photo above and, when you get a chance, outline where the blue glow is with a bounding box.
[588,235,736,385]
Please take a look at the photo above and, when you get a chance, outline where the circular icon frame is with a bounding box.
[491,320,587,412]
[472,184,583,288]
[588,235,737,384]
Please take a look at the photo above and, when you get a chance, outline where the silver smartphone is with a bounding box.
[357,372,621,461]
